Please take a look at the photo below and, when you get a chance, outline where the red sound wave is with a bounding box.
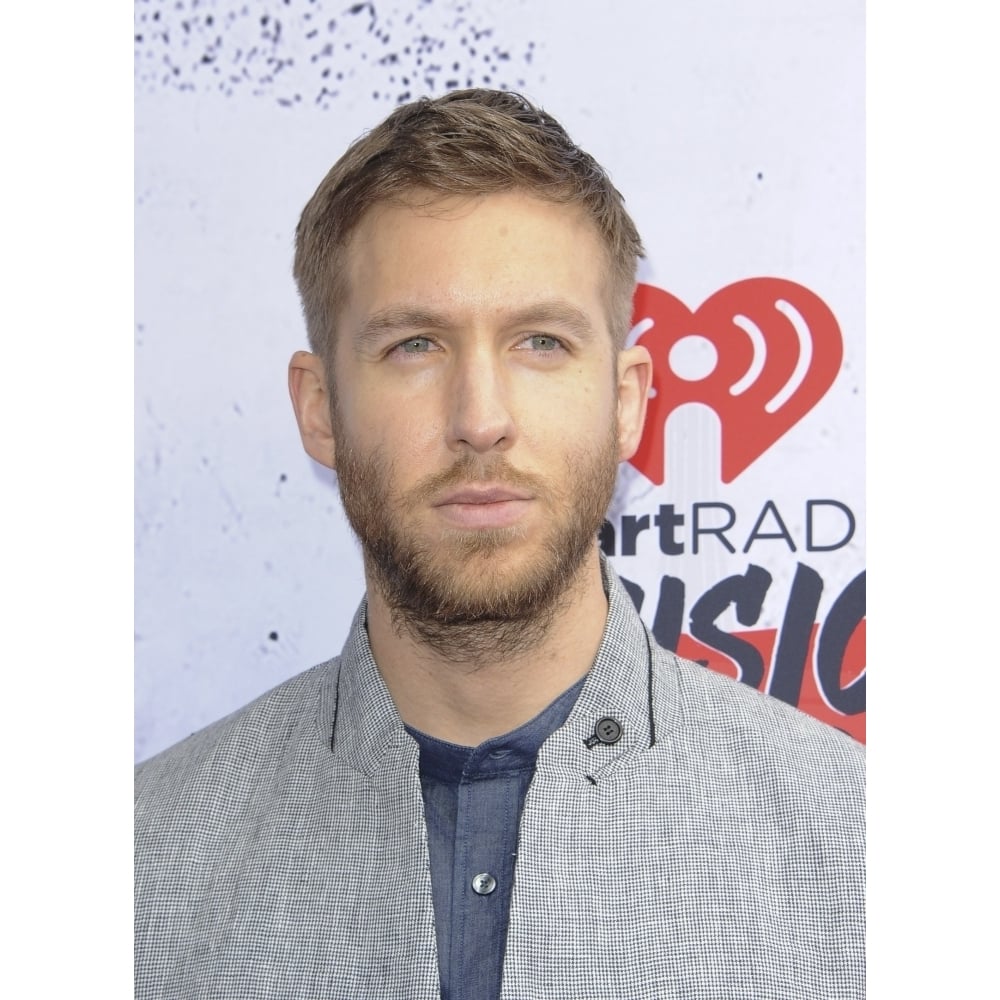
[629,279,844,484]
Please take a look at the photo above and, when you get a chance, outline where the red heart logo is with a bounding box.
[628,279,844,484]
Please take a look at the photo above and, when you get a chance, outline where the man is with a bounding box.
[135,89,865,999]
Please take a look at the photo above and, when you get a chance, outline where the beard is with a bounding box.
[332,413,620,661]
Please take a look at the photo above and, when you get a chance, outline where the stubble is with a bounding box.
[332,417,619,662]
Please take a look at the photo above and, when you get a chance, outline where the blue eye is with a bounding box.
[400,337,433,353]
[528,335,560,351]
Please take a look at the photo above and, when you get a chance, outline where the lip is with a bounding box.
[434,484,534,506]
[432,484,534,529]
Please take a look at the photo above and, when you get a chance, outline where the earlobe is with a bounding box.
[616,344,653,461]
[288,351,337,470]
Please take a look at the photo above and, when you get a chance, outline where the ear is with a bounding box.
[288,351,337,470]
[615,344,653,462]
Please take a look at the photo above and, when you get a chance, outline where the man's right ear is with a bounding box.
[288,351,337,470]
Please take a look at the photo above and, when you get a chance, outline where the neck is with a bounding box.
[365,547,609,746]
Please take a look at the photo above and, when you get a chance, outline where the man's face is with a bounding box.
[317,191,643,649]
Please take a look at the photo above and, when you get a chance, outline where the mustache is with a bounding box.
[407,455,547,505]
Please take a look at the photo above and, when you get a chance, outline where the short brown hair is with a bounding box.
[293,89,643,361]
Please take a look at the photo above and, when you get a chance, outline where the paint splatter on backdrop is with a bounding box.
[135,0,540,107]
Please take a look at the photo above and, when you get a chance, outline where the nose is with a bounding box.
[446,349,516,454]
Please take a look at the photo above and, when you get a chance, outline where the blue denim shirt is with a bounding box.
[406,676,586,1000]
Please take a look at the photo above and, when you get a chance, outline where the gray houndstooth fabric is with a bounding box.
[135,561,865,999]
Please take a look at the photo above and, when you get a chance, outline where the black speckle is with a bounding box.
[756,171,763,180]
[135,0,541,109]
[268,631,279,641]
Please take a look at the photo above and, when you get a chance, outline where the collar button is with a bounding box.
[584,716,623,748]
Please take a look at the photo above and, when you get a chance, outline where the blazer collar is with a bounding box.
[323,554,672,783]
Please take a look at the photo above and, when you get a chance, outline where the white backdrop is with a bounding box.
[135,0,864,761]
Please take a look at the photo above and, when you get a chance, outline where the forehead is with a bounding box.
[338,190,613,330]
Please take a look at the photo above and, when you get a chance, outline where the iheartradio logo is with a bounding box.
[629,279,844,485]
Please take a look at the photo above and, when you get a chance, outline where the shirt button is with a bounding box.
[471,872,497,896]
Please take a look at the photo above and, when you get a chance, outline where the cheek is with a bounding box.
[361,408,447,485]
[534,374,616,429]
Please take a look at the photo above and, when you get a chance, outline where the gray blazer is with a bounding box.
[135,563,865,999]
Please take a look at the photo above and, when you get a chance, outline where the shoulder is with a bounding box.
[654,641,863,760]
[135,658,339,828]
[649,642,864,822]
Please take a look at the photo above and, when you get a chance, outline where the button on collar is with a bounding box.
[584,716,623,748]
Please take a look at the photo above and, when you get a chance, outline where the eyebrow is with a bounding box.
[505,302,598,339]
[354,300,599,346]
[355,308,453,347]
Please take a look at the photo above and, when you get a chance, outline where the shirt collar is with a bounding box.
[405,674,587,784]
